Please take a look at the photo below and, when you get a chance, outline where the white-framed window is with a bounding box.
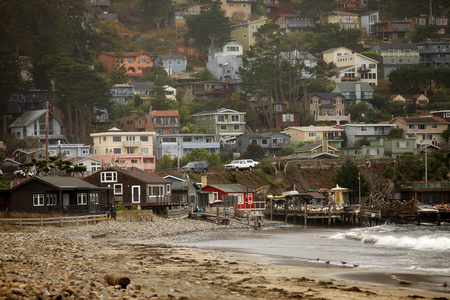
[141,147,149,154]
[220,125,227,131]
[46,194,57,206]
[218,115,225,122]
[282,114,294,121]
[361,127,367,132]
[233,125,240,131]
[241,3,247,7]
[166,184,171,195]
[101,171,117,183]
[274,105,283,111]
[231,115,239,122]
[176,60,182,65]
[334,98,343,104]
[336,109,343,116]
[140,135,149,142]
[127,148,135,154]
[431,124,437,129]
[113,136,121,142]
[33,194,44,206]
[409,124,415,130]
[309,132,316,137]
[113,148,121,154]
[77,193,87,205]
[114,184,123,195]
[148,185,164,197]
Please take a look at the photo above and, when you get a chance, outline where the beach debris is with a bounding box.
[325,261,330,267]
[316,258,320,261]
[444,281,447,288]
[341,261,347,265]
[353,264,359,268]
[104,274,131,289]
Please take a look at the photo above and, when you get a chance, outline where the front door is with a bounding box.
[63,194,70,212]
[132,186,140,204]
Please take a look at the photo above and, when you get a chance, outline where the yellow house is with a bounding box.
[230,17,267,51]
[90,128,156,171]
[324,11,360,30]
[389,116,449,147]
[282,126,344,147]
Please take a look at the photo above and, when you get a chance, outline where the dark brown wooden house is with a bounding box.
[83,167,181,212]
[0,176,105,214]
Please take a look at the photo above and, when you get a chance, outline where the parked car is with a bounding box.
[225,159,259,171]
[181,161,209,173]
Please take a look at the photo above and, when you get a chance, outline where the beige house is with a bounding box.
[90,128,156,171]
[221,0,253,21]
[283,126,344,147]
[389,94,429,105]
[324,11,360,30]
[303,93,350,123]
[389,116,449,147]
[230,18,267,51]
[322,47,378,86]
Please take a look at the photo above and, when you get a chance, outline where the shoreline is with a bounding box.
[0,217,449,299]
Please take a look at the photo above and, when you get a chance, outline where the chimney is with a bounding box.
[201,175,207,187]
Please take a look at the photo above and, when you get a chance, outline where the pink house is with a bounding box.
[97,49,153,78]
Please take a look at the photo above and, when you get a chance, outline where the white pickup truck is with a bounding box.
[225,159,259,171]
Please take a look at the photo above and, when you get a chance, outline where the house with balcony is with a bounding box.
[90,128,156,171]
[253,101,300,130]
[206,56,242,92]
[156,134,221,160]
[111,84,135,105]
[83,167,176,210]
[97,49,153,78]
[121,110,179,134]
[273,14,315,33]
[153,54,187,75]
[361,11,379,39]
[280,50,317,79]
[172,4,208,27]
[221,0,254,21]
[176,81,232,102]
[342,123,396,147]
[369,43,420,78]
[131,81,155,99]
[9,109,68,145]
[303,93,350,124]
[191,108,246,137]
[415,15,448,39]
[262,0,291,21]
[322,47,378,86]
[208,41,243,61]
[283,126,344,148]
[235,132,290,156]
[332,82,374,108]
[163,175,203,208]
[388,116,449,147]
[323,11,360,30]
[373,20,415,42]
[230,18,267,51]
[418,40,450,69]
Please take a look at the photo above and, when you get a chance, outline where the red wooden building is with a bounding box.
[202,183,255,209]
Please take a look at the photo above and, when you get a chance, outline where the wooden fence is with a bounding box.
[167,206,190,219]
[0,214,108,227]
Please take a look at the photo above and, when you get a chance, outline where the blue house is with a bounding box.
[154,54,187,75]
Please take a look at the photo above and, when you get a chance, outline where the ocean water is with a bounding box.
[151,223,450,277]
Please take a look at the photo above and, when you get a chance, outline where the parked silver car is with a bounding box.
[181,161,209,173]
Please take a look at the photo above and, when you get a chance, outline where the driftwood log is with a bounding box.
[104,274,131,289]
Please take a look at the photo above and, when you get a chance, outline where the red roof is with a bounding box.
[152,110,179,117]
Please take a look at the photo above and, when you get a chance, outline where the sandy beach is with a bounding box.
[0,217,448,299]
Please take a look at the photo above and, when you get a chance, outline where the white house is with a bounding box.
[208,41,243,61]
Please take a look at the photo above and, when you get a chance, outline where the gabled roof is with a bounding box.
[191,108,244,116]
[322,47,353,54]
[283,126,342,132]
[373,43,418,50]
[156,54,186,60]
[9,110,62,128]
[204,184,254,193]
[10,176,102,190]
[101,167,171,184]
[132,81,155,90]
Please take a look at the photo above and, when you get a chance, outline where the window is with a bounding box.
[90,193,99,205]
[282,114,294,121]
[418,124,427,130]
[141,147,149,154]
[408,124,415,130]
[113,136,121,142]
[397,141,409,148]
[438,28,445,34]
[231,115,239,122]
[220,125,227,131]
[431,124,437,129]
[127,58,133,63]
[308,132,316,137]
[127,148,135,154]
[368,149,379,155]
[390,58,396,64]
[176,60,182,65]
[77,193,87,205]
[113,148,121,154]
[47,194,57,206]
[275,105,282,111]
[131,159,138,163]
[336,109,343,116]
[361,127,367,132]
[218,115,225,122]
[114,184,123,195]
[140,136,148,142]
[229,2,234,6]
[168,59,173,65]
[149,185,164,196]
[310,98,320,104]
[101,171,117,183]
[243,34,247,39]
[233,125,240,131]
[242,3,247,7]
[33,194,44,206]
[334,99,343,104]
[206,137,213,143]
